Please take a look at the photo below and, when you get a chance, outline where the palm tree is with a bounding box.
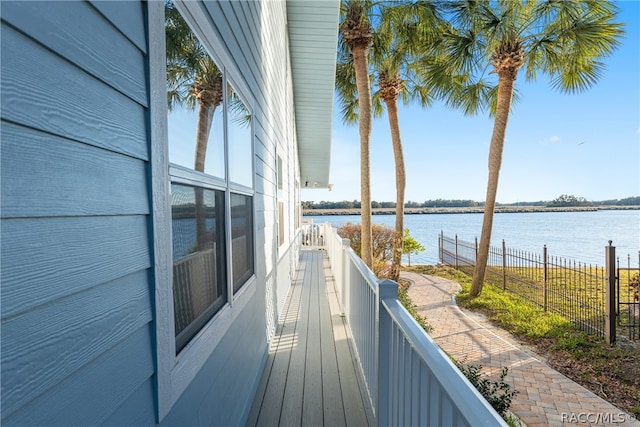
[375,2,446,281]
[165,0,223,173]
[337,1,446,280]
[439,1,624,297]
[377,69,407,280]
[166,1,225,251]
[339,0,375,268]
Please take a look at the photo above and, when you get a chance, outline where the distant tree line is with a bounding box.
[301,200,397,209]
[302,199,480,209]
[598,196,640,206]
[302,196,640,210]
[546,195,640,207]
[408,199,479,208]
[546,194,593,207]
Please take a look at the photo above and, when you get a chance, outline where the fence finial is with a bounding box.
[608,240,613,246]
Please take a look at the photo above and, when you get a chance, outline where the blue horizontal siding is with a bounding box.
[90,0,147,53]
[1,215,151,318]
[1,270,153,419]
[1,2,156,427]
[160,293,267,427]
[2,325,155,427]
[1,1,147,106]
[0,23,148,160]
[0,121,149,218]
[102,377,157,427]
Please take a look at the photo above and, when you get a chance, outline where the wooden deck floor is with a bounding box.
[246,249,373,427]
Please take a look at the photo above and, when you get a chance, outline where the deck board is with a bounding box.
[319,257,346,427]
[280,253,311,426]
[247,249,372,426]
[245,257,304,426]
[301,253,323,425]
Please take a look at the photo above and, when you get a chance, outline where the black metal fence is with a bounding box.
[618,254,640,341]
[439,232,640,343]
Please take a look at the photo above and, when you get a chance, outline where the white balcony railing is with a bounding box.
[320,222,507,427]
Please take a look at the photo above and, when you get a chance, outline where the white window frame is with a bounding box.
[148,1,257,421]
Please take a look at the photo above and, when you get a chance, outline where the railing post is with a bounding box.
[455,234,459,270]
[341,238,351,316]
[475,236,478,265]
[605,241,616,345]
[502,239,507,291]
[543,245,548,311]
[377,279,398,427]
[439,230,443,264]
[323,222,329,248]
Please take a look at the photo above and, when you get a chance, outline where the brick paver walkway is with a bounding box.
[402,271,640,427]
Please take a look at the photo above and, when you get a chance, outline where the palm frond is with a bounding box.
[371,91,384,117]
[550,58,605,93]
[165,0,222,110]
[531,0,624,92]
[228,87,252,127]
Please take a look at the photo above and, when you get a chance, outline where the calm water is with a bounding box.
[306,210,640,266]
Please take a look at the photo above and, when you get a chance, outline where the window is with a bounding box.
[277,155,284,246]
[228,84,253,187]
[153,1,258,417]
[277,155,283,190]
[165,0,254,352]
[230,193,254,292]
[278,202,285,247]
[166,1,225,179]
[171,184,226,353]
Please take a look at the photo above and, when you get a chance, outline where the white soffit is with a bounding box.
[286,0,339,189]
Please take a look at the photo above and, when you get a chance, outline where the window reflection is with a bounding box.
[171,183,227,353]
[230,193,254,292]
[166,1,225,178]
[165,1,256,353]
[227,84,253,187]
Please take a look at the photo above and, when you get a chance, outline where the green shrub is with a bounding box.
[337,222,397,278]
[398,286,431,333]
[455,363,517,417]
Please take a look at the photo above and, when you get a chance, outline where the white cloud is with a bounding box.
[538,135,561,145]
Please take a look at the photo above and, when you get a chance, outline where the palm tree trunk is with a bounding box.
[385,96,405,282]
[470,73,516,297]
[194,101,215,249]
[352,45,373,268]
[194,102,214,172]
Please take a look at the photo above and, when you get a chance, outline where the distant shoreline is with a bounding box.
[303,205,640,216]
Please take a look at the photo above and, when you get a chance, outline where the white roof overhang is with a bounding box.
[286,0,340,189]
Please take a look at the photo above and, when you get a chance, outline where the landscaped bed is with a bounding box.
[403,264,640,419]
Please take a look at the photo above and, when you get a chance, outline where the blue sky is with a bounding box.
[303,1,640,204]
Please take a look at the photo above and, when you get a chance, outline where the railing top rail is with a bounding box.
[345,244,380,292]
[324,223,380,293]
[380,296,508,426]
[328,225,342,244]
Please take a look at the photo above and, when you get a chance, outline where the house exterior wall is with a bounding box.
[0,1,155,425]
[1,1,302,425]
